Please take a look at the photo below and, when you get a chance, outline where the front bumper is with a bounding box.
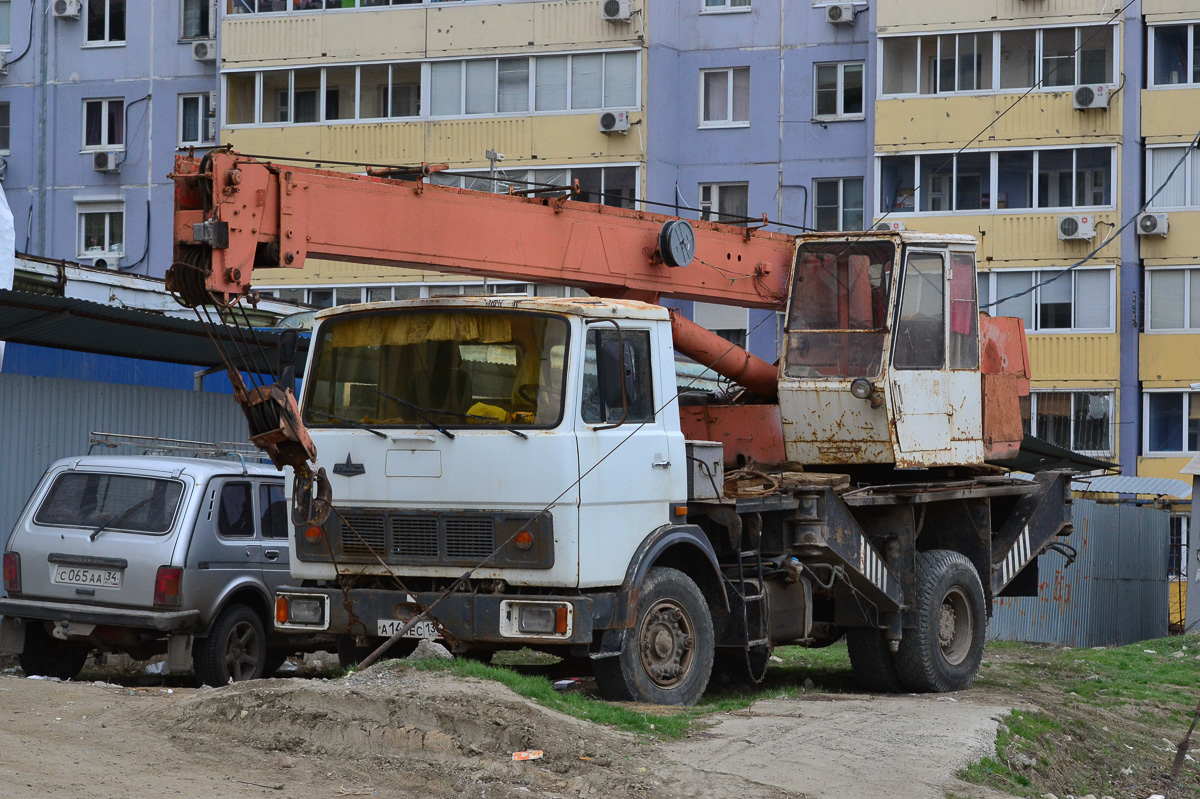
[0,597,200,632]
[275,586,618,648]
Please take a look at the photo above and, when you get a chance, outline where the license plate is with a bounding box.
[53,565,122,589]
[377,618,440,639]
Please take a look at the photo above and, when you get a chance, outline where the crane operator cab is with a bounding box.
[778,232,984,469]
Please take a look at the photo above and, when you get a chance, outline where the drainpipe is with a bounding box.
[36,0,48,256]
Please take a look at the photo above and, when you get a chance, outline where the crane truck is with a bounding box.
[168,151,1074,705]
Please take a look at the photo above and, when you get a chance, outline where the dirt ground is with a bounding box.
[0,657,1018,799]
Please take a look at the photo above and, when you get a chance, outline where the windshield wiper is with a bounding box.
[90,497,153,542]
[307,410,387,439]
[375,390,529,440]
[375,390,455,440]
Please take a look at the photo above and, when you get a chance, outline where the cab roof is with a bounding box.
[315,295,671,323]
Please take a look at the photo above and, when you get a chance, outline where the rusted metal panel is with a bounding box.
[980,314,1030,461]
[777,384,894,466]
[989,499,1170,647]
[679,404,785,468]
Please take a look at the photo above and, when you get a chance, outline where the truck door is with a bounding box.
[887,248,982,467]
[575,324,681,589]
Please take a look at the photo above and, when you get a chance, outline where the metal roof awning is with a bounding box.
[0,289,308,376]
[988,434,1118,474]
[1072,474,1192,501]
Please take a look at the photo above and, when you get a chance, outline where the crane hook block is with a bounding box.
[658,220,696,268]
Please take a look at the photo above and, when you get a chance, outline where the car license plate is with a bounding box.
[377,618,440,639]
[53,565,122,589]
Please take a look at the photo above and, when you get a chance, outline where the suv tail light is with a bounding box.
[153,566,182,608]
[3,552,20,594]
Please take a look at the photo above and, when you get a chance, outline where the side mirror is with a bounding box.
[278,330,298,387]
[597,337,637,423]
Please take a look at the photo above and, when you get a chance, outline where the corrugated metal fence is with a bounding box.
[989,499,1170,647]
[0,374,248,540]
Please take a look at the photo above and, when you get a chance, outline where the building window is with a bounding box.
[1150,23,1200,86]
[1147,268,1200,332]
[702,0,750,11]
[1147,146,1200,209]
[182,0,213,39]
[700,67,750,127]
[431,165,638,209]
[1023,391,1113,455]
[1145,391,1200,455]
[83,98,124,149]
[814,178,864,231]
[179,93,215,146]
[699,183,749,224]
[77,203,125,261]
[878,147,1113,214]
[977,267,1112,332]
[814,62,864,120]
[0,0,10,48]
[0,102,9,153]
[1169,515,1188,577]
[86,0,126,45]
[880,25,1115,96]
[693,302,748,348]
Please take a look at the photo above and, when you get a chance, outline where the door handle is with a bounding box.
[652,460,671,469]
[264,550,280,561]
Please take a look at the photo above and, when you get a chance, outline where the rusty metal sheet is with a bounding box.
[679,404,785,468]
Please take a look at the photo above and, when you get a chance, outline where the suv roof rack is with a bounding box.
[86,432,267,472]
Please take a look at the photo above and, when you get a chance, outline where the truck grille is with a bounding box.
[339,513,387,557]
[391,516,439,558]
[444,518,496,559]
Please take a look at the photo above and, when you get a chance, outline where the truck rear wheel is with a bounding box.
[894,550,985,693]
[845,629,903,693]
[593,567,714,706]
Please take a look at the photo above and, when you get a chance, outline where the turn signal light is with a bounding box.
[514,530,534,551]
[3,552,20,594]
[275,596,289,626]
[555,606,568,635]
[304,525,323,544]
[153,566,183,608]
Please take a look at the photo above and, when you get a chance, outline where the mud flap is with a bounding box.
[0,616,24,654]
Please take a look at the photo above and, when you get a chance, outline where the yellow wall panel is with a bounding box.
[320,123,427,166]
[1140,210,1200,266]
[226,126,325,159]
[425,118,534,166]
[1144,0,1200,22]
[424,3,537,56]
[1142,88,1200,141]
[889,212,1119,267]
[531,115,646,163]
[875,94,1122,150]
[535,1,641,49]
[1140,334,1200,383]
[1137,456,1194,480]
[222,15,324,68]
[878,0,1118,32]
[255,261,436,286]
[325,10,426,62]
[1026,333,1120,381]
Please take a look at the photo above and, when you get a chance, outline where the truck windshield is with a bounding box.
[304,309,569,429]
[34,473,184,535]
[784,240,896,379]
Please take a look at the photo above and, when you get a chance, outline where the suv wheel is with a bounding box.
[19,622,90,680]
[193,604,266,687]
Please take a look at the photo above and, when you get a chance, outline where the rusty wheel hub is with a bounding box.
[937,586,973,666]
[638,600,695,687]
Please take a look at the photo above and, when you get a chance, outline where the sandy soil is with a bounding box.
[0,662,1013,799]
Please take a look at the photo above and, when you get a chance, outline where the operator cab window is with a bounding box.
[217,482,255,538]
[893,251,946,370]
[582,328,654,424]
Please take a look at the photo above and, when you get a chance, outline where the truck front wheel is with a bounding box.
[894,550,986,692]
[593,567,714,706]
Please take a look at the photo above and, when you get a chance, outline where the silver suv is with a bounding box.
[0,450,309,685]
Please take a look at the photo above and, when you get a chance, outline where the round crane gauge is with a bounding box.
[658,220,696,268]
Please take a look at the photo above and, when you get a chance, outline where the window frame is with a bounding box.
[1145,144,1198,210]
[700,0,751,14]
[1025,389,1115,457]
[180,0,215,40]
[877,24,1118,99]
[81,97,125,151]
[84,0,126,46]
[813,61,865,121]
[1143,389,1200,457]
[0,0,11,51]
[76,201,126,261]
[813,177,865,231]
[977,266,1115,334]
[1148,22,1198,88]
[875,146,1117,216]
[699,66,750,128]
[1146,266,1200,333]
[699,182,750,225]
[0,101,10,154]
[178,92,216,147]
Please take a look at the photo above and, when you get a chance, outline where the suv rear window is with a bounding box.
[34,473,185,534]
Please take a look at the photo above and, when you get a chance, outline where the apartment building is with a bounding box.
[0,0,219,276]
[647,0,874,360]
[222,0,647,304]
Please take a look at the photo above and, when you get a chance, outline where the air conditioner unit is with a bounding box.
[0,158,7,182]
[1073,84,1109,110]
[52,0,81,19]
[192,40,217,63]
[93,150,121,173]
[87,256,117,270]
[206,118,218,143]
[0,54,8,78]
[826,4,856,24]
[874,220,905,231]
[601,0,632,22]
[1057,214,1095,241]
[1137,212,1169,236]
[599,110,630,134]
